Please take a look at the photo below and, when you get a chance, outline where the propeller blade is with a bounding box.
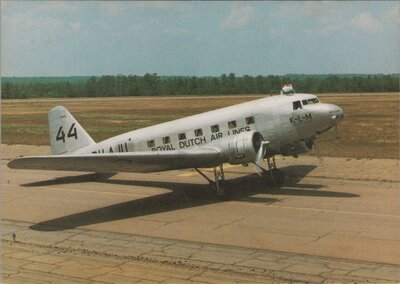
[313,142,324,165]
[334,125,341,139]
[254,162,266,176]
[255,145,264,164]
[254,141,268,176]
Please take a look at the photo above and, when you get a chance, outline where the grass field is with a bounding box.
[2,93,399,159]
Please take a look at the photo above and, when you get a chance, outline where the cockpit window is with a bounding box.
[307,98,319,104]
[293,101,302,110]
[302,98,320,106]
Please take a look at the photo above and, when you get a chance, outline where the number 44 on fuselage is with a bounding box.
[8,90,343,199]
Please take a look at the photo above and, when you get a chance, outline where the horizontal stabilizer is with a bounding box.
[8,149,222,173]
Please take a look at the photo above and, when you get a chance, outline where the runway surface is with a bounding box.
[2,145,400,282]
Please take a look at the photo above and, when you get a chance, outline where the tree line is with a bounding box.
[2,73,399,99]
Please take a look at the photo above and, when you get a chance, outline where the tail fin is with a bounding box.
[48,106,95,155]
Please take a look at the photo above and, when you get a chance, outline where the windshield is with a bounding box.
[302,98,319,106]
[292,101,302,110]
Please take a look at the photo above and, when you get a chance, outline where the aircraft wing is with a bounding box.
[7,149,222,173]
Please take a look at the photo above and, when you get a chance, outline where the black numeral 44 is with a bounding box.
[67,123,78,139]
[56,123,78,143]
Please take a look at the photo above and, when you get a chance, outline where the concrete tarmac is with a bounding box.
[2,145,400,283]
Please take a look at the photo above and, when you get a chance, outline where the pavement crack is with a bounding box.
[186,268,208,281]
[210,216,247,231]
[51,231,82,247]
[302,230,335,246]
[187,250,197,260]
[4,195,30,204]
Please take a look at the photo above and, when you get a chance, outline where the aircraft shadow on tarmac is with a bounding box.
[26,165,359,232]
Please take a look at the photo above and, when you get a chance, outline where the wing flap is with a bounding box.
[8,149,222,173]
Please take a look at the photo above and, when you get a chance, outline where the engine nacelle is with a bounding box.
[217,131,263,164]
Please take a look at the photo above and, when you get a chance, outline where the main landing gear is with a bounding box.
[194,157,285,199]
[255,156,285,187]
[195,164,231,200]
[265,156,285,187]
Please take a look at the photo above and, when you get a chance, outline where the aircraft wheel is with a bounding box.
[270,169,285,187]
[212,181,232,200]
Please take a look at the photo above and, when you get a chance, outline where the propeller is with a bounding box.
[331,112,342,139]
[334,125,341,139]
[313,122,340,165]
[313,141,324,165]
[254,141,269,176]
[306,140,324,165]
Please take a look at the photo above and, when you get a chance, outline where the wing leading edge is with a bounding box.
[8,149,222,173]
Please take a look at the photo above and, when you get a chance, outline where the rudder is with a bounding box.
[49,106,95,155]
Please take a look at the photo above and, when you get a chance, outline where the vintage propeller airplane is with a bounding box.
[8,85,343,199]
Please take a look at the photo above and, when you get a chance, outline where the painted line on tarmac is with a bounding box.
[3,183,150,198]
[178,172,198,177]
[5,183,397,219]
[231,201,399,218]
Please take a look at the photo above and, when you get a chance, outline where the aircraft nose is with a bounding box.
[329,105,344,123]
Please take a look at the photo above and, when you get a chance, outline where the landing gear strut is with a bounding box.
[195,164,231,200]
[266,156,285,187]
[254,156,285,187]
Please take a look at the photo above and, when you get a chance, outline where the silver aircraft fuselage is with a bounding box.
[76,93,343,158]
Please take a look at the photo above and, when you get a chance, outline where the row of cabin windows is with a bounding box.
[146,116,255,148]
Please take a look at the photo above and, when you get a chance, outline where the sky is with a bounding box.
[1,1,399,77]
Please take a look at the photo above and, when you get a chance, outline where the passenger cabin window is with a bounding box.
[246,116,255,125]
[211,124,219,133]
[162,136,170,144]
[178,133,186,140]
[293,101,302,110]
[228,120,237,129]
[302,100,308,105]
[194,128,203,137]
[147,140,155,148]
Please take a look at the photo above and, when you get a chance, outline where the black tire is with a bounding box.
[270,169,285,187]
[212,181,232,200]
